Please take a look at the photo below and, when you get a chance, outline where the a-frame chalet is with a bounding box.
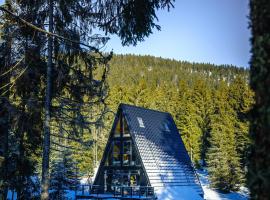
[92,104,204,199]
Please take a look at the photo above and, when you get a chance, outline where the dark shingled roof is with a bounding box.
[120,104,203,195]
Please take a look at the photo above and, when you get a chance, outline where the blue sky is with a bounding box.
[0,0,250,68]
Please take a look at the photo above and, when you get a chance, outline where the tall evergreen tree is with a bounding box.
[229,77,254,171]
[0,1,13,197]
[207,82,243,192]
[50,148,79,200]
[1,1,45,198]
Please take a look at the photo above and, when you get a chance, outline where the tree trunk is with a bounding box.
[2,103,9,200]
[1,2,12,195]
[41,0,53,199]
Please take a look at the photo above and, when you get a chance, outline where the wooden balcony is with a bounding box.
[76,185,157,200]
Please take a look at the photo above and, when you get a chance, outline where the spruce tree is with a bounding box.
[229,77,254,172]
[207,82,243,192]
[0,1,12,197]
[0,1,45,198]
[50,148,79,200]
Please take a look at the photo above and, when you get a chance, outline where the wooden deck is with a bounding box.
[76,194,157,200]
[76,185,157,200]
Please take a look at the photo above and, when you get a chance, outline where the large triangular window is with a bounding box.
[96,113,149,193]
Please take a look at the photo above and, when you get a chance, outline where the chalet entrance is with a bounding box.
[104,169,140,192]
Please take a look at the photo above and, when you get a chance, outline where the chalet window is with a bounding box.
[164,123,170,132]
[137,117,145,128]
[122,174,129,186]
[105,143,113,166]
[131,146,138,166]
[112,171,122,189]
[123,118,130,137]
[112,141,121,166]
[130,174,137,186]
[123,141,131,166]
[114,120,121,137]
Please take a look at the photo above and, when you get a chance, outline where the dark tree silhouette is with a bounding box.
[248,0,270,199]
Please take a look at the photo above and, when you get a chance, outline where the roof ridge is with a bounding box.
[120,103,171,115]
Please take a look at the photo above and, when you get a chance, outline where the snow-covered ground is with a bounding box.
[6,170,249,200]
[155,186,203,200]
[197,169,249,200]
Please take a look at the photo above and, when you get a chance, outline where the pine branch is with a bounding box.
[50,147,66,153]
[0,56,24,77]
[0,65,29,96]
[51,141,82,151]
[0,6,104,53]
[51,133,83,143]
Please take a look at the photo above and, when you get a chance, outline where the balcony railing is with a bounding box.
[76,185,156,199]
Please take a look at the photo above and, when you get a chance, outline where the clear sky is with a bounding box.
[0,0,251,68]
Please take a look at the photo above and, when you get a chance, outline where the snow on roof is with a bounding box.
[120,104,204,197]
[155,186,203,200]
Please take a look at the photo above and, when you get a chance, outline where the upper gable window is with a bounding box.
[164,123,170,132]
[137,117,145,128]
[123,118,130,137]
[114,119,121,137]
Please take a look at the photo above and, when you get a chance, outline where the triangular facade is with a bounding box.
[93,104,204,199]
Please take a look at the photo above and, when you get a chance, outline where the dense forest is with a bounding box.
[2,0,269,199]
[78,54,253,192]
[1,52,254,197]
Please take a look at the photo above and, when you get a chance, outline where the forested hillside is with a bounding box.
[0,53,254,196]
[1,0,265,198]
[95,54,253,192]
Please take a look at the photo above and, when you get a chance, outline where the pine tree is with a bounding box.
[50,149,79,200]
[229,77,254,172]
[192,78,213,166]
[207,82,243,192]
[0,1,12,197]
[0,1,45,198]
[178,101,202,165]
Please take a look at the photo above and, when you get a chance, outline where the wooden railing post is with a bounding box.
[82,185,84,196]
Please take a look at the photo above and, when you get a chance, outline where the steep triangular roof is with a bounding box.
[94,104,204,199]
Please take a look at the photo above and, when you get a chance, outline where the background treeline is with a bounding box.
[101,54,253,192]
[31,54,255,193]
[0,47,254,197]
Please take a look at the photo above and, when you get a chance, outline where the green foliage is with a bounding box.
[99,54,253,192]
[207,82,244,192]
[0,0,255,194]
[50,148,79,199]
[98,0,174,46]
[1,1,175,198]
[0,1,44,198]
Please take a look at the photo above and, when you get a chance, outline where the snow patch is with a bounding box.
[5,170,250,200]
[155,186,203,200]
[197,169,249,200]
